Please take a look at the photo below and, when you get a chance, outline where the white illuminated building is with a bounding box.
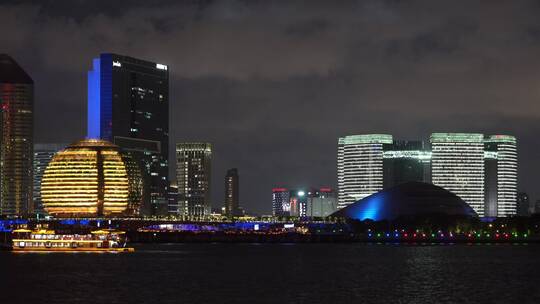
[337,134,393,209]
[484,135,518,217]
[430,133,486,216]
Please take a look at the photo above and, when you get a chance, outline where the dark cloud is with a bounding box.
[1,0,540,213]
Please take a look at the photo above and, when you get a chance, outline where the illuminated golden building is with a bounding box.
[41,139,129,217]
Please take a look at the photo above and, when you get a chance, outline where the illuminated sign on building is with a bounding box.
[156,63,168,70]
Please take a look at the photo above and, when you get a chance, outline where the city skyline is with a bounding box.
[2,1,540,214]
[2,2,540,303]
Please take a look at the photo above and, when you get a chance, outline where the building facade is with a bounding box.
[224,168,240,218]
[430,133,486,216]
[41,139,129,218]
[87,53,169,216]
[33,143,67,217]
[174,143,212,217]
[120,151,145,217]
[288,189,308,217]
[383,140,431,189]
[0,54,34,217]
[337,134,393,209]
[516,192,530,217]
[306,188,338,218]
[483,135,518,217]
[272,188,290,217]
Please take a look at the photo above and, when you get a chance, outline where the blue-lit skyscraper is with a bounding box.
[87,53,169,215]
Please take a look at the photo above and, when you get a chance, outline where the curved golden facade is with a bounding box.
[41,139,129,217]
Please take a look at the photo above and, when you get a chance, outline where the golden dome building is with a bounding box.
[41,139,130,218]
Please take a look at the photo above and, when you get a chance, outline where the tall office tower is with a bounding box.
[0,55,34,217]
[337,134,393,209]
[175,143,212,217]
[483,146,498,217]
[484,135,518,217]
[516,192,529,217]
[430,133,485,216]
[224,168,239,218]
[272,188,290,217]
[33,143,67,217]
[383,140,432,188]
[87,53,169,216]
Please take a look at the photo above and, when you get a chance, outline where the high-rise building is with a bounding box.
[87,53,169,216]
[484,135,518,217]
[337,134,393,209]
[430,133,486,216]
[289,189,309,217]
[33,143,67,217]
[120,151,145,217]
[383,140,431,189]
[174,143,212,217]
[0,54,34,217]
[306,188,338,218]
[516,192,530,217]
[272,188,290,217]
[224,168,239,218]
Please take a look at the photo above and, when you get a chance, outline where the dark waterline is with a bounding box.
[2,243,540,304]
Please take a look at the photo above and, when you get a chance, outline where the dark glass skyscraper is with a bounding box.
[175,143,212,217]
[0,54,34,217]
[224,168,239,218]
[383,140,431,189]
[87,53,169,215]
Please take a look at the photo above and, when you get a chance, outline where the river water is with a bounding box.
[1,243,539,304]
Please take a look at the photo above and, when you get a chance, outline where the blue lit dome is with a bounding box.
[331,182,477,221]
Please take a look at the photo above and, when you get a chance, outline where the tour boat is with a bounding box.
[11,229,135,253]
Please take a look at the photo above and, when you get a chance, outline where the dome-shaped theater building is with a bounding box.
[40,139,137,218]
[332,182,477,221]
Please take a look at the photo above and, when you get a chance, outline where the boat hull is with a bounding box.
[11,247,135,253]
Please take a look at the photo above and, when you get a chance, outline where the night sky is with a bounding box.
[2,0,540,214]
